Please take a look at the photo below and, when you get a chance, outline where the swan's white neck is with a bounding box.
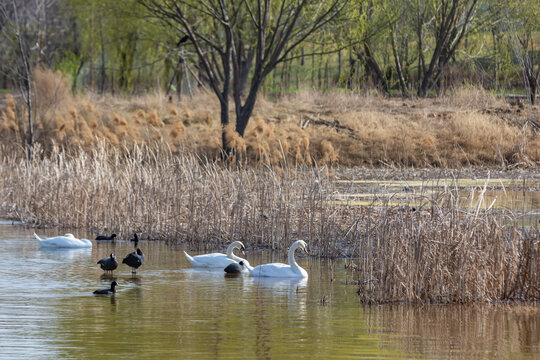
[288,242,304,275]
[226,242,243,262]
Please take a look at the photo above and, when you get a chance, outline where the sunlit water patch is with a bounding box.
[333,178,540,226]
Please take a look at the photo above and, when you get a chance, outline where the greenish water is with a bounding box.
[333,178,540,226]
[0,224,538,359]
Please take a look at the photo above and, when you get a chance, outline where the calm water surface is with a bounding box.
[1,224,538,359]
[335,178,540,226]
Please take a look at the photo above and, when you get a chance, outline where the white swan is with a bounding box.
[184,241,250,268]
[244,240,308,278]
[34,233,93,248]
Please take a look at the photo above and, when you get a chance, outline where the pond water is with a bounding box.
[1,224,539,359]
[334,178,540,227]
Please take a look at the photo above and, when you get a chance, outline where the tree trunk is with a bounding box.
[529,77,537,105]
[235,95,256,137]
[337,49,342,85]
[238,48,254,96]
[2,72,8,89]
[279,62,287,95]
[317,55,322,90]
[119,32,138,92]
[418,62,436,97]
[311,54,315,88]
[347,51,356,90]
[16,33,33,161]
[359,43,389,95]
[25,80,33,161]
[98,17,106,94]
[324,59,329,90]
[235,75,264,137]
[72,58,85,93]
[391,29,408,97]
[176,60,183,100]
[220,99,231,155]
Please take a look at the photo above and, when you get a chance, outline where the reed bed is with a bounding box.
[353,203,539,304]
[0,143,343,253]
[0,145,538,303]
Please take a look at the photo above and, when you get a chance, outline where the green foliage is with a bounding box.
[63,0,176,92]
[1,0,534,97]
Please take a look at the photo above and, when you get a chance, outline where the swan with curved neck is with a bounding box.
[244,240,308,278]
[184,241,249,268]
[34,233,92,248]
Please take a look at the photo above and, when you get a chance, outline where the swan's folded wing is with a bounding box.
[188,253,238,267]
[250,263,296,277]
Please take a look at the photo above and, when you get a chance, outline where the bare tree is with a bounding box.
[414,0,479,97]
[138,0,348,153]
[0,0,56,160]
[507,30,539,105]
[503,2,540,105]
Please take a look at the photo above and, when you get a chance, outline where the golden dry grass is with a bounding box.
[1,69,539,168]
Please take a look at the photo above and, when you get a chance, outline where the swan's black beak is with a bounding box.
[241,247,246,255]
[304,245,309,255]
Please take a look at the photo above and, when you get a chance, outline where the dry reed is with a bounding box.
[0,144,537,304]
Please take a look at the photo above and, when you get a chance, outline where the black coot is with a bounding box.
[97,253,118,273]
[95,233,117,241]
[93,281,117,295]
[123,248,144,274]
[224,261,245,275]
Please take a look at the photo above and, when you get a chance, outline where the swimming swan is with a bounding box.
[244,240,308,278]
[34,233,93,248]
[130,233,139,244]
[184,241,250,268]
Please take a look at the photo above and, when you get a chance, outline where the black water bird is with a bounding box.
[95,233,117,241]
[93,281,117,295]
[97,253,118,273]
[130,233,139,245]
[224,261,245,275]
[123,248,144,274]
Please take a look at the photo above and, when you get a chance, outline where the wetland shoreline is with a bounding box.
[1,147,538,304]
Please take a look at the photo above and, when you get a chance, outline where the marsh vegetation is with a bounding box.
[1,144,538,303]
